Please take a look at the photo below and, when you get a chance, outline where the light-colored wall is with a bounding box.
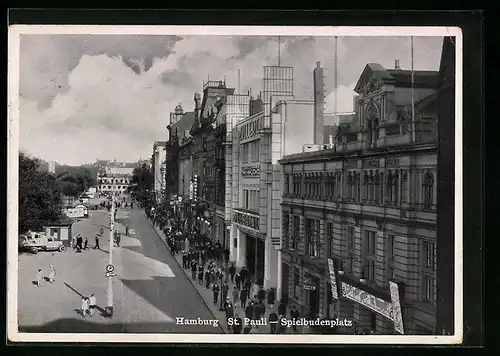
[277,100,315,158]
[178,157,193,197]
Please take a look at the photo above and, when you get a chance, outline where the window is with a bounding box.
[363,172,369,201]
[401,172,409,203]
[306,218,320,258]
[347,172,354,201]
[423,172,434,209]
[421,240,436,304]
[326,173,334,200]
[423,275,436,304]
[355,173,361,202]
[386,234,395,283]
[366,259,376,282]
[393,172,399,205]
[386,172,392,203]
[335,172,342,199]
[365,230,376,255]
[292,174,302,197]
[423,241,436,270]
[284,174,290,196]
[387,235,395,260]
[374,172,380,203]
[293,268,300,298]
[291,215,300,249]
[347,226,355,273]
[283,214,290,248]
[327,222,334,258]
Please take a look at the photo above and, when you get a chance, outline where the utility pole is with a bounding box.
[106,180,115,316]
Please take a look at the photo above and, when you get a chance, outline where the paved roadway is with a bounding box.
[17,202,223,333]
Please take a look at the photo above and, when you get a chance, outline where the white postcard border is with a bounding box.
[7,25,463,344]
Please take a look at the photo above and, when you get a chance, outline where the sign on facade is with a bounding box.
[389,281,405,335]
[327,258,339,299]
[64,207,85,218]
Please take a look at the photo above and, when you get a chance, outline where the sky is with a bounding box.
[18,34,444,165]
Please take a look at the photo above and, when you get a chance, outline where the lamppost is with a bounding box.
[105,179,116,317]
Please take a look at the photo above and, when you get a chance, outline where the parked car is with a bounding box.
[19,232,66,254]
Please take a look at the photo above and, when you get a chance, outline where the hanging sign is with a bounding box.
[303,277,316,291]
[327,258,339,300]
[389,281,404,335]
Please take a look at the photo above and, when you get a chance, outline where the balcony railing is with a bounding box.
[233,209,260,230]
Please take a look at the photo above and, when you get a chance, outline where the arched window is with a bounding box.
[348,172,353,200]
[374,172,380,203]
[379,172,384,205]
[364,172,369,201]
[356,173,361,202]
[423,172,434,209]
[386,171,393,203]
[393,172,400,205]
[336,172,342,199]
[402,172,409,203]
[369,171,375,202]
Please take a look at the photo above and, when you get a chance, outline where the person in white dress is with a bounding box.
[89,294,96,316]
[36,269,43,287]
[48,265,56,283]
[81,297,89,317]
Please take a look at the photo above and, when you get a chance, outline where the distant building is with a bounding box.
[48,161,56,174]
[97,166,134,194]
[152,141,168,201]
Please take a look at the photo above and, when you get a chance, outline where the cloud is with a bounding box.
[18,34,444,165]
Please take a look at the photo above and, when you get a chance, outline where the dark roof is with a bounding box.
[46,215,75,227]
[171,111,196,144]
[387,69,439,89]
[354,63,439,93]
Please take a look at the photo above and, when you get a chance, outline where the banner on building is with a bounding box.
[389,281,405,335]
[64,207,85,218]
[341,282,392,320]
[327,258,339,300]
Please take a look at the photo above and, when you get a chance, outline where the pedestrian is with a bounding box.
[232,313,243,334]
[212,283,220,304]
[278,298,287,317]
[232,286,239,305]
[75,235,83,252]
[191,260,197,280]
[245,301,254,322]
[224,248,230,267]
[125,225,129,236]
[89,294,96,317]
[84,237,88,250]
[267,288,276,308]
[48,265,56,283]
[94,235,100,250]
[257,286,266,303]
[198,266,204,285]
[222,280,229,302]
[81,297,89,317]
[130,202,133,209]
[240,286,248,309]
[205,270,211,289]
[290,306,300,333]
[116,232,121,247]
[235,272,241,290]
[182,253,187,269]
[254,301,263,328]
[71,234,77,249]
[244,279,252,299]
[36,268,43,287]
[229,263,236,283]
[224,297,234,333]
[269,311,278,334]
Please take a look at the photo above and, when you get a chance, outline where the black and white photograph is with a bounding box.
[7,25,462,344]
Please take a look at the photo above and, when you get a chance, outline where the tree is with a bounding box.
[18,152,64,233]
[56,165,96,197]
[128,163,154,203]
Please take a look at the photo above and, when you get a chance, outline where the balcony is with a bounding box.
[233,209,260,231]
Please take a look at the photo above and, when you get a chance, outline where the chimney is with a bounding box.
[395,60,401,69]
[313,61,325,145]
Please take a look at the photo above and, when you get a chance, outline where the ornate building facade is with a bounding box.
[280,61,440,335]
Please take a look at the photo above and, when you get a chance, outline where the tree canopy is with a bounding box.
[56,165,96,197]
[128,163,154,206]
[19,152,64,233]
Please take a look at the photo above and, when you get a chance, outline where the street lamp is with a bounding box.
[106,179,116,317]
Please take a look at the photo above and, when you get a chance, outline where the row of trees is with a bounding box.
[18,152,96,234]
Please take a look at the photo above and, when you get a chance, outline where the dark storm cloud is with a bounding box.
[230,36,271,60]
[20,34,182,104]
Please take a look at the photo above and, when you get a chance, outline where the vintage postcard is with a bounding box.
[7,25,463,344]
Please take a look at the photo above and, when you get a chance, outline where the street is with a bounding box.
[17,202,223,333]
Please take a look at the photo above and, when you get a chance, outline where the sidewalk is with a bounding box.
[147,217,280,334]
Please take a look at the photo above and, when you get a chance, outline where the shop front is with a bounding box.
[245,233,265,285]
[303,275,320,317]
